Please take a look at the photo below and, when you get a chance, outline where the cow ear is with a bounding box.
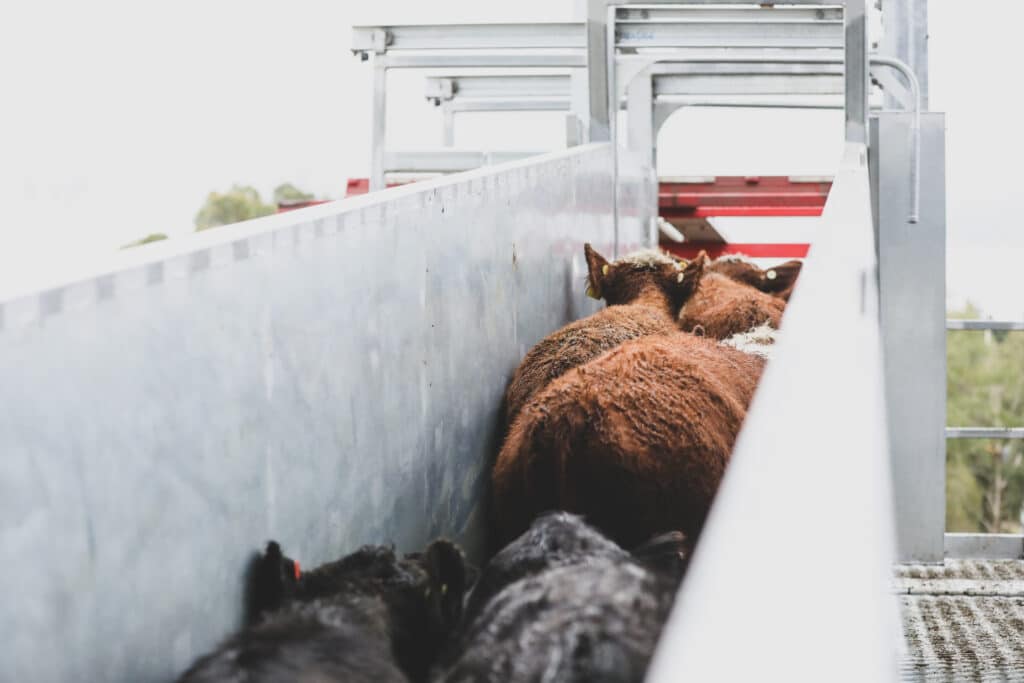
[673,251,707,302]
[423,540,469,628]
[248,541,300,621]
[584,243,610,300]
[763,260,803,299]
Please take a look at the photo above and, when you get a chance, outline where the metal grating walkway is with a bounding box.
[897,560,1024,681]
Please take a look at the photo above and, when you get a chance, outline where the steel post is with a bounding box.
[872,111,947,563]
[370,58,387,191]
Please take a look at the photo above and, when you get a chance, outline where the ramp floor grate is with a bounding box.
[897,560,1024,681]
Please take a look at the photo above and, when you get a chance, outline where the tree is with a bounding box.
[273,183,314,205]
[194,185,275,231]
[946,303,1024,532]
[121,233,168,249]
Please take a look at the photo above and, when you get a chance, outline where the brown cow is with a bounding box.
[503,244,705,425]
[678,270,787,340]
[493,333,765,547]
[708,255,803,301]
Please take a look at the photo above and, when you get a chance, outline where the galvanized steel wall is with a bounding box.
[0,143,648,682]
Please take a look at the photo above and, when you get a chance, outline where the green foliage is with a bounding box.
[194,185,275,231]
[946,458,984,532]
[121,233,168,249]
[273,183,314,205]
[947,303,1024,532]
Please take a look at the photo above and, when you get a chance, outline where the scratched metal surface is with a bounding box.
[897,560,1024,681]
[0,143,648,683]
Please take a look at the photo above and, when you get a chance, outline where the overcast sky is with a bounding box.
[1,1,1022,317]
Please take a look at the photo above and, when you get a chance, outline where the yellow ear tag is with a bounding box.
[441,584,448,596]
[766,270,778,281]
[586,285,599,299]
[677,272,685,284]
[602,265,609,276]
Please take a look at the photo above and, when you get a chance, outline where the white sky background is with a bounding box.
[1,1,1022,317]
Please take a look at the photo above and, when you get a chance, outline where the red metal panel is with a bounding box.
[346,178,371,196]
[335,178,820,264]
[659,177,823,262]
[344,178,406,197]
[659,176,831,212]
[663,206,824,218]
[662,242,811,260]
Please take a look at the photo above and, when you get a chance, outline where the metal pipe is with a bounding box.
[844,0,870,145]
[656,216,685,243]
[947,428,1024,440]
[947,320,1024,331]
[628,53,921,224]
[370,59,387,191]
[870,55,921,224]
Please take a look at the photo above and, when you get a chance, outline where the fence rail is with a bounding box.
[947,319,1024,331]
[946,428,1024,440]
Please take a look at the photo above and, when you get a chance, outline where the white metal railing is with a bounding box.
[353,3,850,189]
[945,322,1024,451]
[946,428,1024,440]
[365,3,919,222]
[424,65,862,150]
[645,143,900,681]
[584,0,864,144]
[947,320,1024,331]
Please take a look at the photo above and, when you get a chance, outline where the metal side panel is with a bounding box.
[647,145,900,681]
[0,143,642,683]
[873,112,947,563]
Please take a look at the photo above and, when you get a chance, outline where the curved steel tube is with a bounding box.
[627,53,922,224]
[869,55,922,224]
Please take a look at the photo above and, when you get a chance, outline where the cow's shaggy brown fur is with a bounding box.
[709,256,803,301]
[678,271,786,340]
[503,244,705,425]
[493,334,765,547]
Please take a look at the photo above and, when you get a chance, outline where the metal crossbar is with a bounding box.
[353,2,862,189]
[947,320,1024,331]
[947,428,1024,440]
[945,323,1024,447]
[352,7,843,53]
[584,1,865,144]
[424,66,856,152]
[383,150,543,174]
[351,23,585,53]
